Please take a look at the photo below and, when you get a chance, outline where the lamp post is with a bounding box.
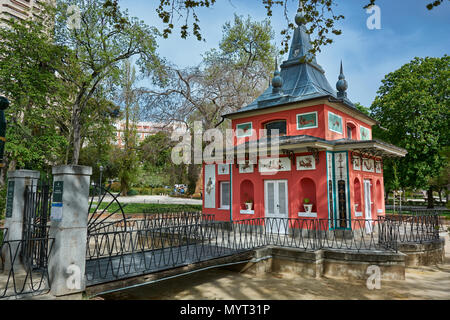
[98,165,104,203]
[0,96,9,168]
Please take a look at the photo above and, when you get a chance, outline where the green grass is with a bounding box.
[386,209,450,218]
[89,202,202,215]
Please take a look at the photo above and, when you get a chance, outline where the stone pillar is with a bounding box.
[48,165,92,297]
[2,170,40,270]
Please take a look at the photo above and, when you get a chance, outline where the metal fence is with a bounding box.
[0,232,54,299]
[383,214,441,245]
[23,183,52,270]
[85,214,441,285]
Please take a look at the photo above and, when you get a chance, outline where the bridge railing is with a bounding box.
[85,215,441,285]
[87,212,215,234]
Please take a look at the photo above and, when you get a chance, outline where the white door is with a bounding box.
[264,180,289,234]
[364,180,373,233]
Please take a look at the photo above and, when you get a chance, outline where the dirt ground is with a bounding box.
[100,232,450,300]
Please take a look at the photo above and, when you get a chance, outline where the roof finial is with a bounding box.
[336,60,348,99]
[272,57,283,94]
[295,0,305,26]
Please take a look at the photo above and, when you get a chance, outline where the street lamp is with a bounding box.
[99,165,104,203]
[0,96,10,168]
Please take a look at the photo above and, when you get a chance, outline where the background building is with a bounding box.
[114,121,187,147]
[0,0,45,24]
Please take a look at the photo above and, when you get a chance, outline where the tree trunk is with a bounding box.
[71,103,82,165]
[427,186,434,209]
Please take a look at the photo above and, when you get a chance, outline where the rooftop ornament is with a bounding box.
[336,61,348,99]
[272,59,284,94]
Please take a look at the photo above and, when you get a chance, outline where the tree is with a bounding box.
[54,0,163,164]
[144,15,276,193]
[428,147,450,205]
[155,0,445,56]
[145,14,276,130]
[139,132,188,188]
[371,56,450,208]
[0,6,69,182]
[354,102,371,117]
[115,60,141,196]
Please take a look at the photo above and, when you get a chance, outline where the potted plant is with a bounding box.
[303,198,313,213]
[245,199,253,211]
[354,203,359,212]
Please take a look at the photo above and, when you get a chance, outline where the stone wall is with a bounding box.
[397,238,445,267]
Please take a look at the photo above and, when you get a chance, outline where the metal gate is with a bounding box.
[22,181,52,270]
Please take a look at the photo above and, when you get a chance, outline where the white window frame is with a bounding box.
[328,111,343,134]
[360,125,371,141]
[296,111,318,130]
[236,122,253,138]
[219,181,231,210]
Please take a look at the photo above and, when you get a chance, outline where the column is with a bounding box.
[48,165,92,297]
[2,170,40,271]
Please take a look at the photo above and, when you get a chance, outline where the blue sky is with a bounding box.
[119,0,450,107]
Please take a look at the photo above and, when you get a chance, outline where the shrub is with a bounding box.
[138,188,153,195]
[127,189,139,196]
[153,187,169,195]
[0,185,6,221]
[109,182,121,193]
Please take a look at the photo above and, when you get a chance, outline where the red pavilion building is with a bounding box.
[202,7,406,232]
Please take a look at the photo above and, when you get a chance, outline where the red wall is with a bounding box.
[348,154,385,222]
[230,152,328,221]
[202,102,382,226]
[233,103,373,146]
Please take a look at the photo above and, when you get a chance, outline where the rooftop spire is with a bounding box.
[295,0,305,26]
[288,0,315,62]
[336,60,348,99]
[272,58,283,94]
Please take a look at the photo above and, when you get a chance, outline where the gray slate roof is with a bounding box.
[224,15,358,118]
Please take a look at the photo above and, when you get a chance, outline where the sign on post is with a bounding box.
[51,181,64,222]
[5,180,14,218]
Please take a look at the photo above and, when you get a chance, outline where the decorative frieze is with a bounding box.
[297,155,316,171]
[218,164,229,175]
[239,163,254,174]
[375,161,382,174]
[353,157,361,171]
[362,158,375,173]
[259,157,291,173]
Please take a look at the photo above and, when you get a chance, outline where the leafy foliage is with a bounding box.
[156,0,446,57]
[54,0,163,164]
[0,6,69,173]
[371,56,449,206]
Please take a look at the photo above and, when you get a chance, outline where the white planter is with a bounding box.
[303,204,313,213]
[245,203,253,211]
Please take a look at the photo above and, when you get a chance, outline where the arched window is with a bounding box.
[264,120,287,137]
[300,178,317,212]
[240,180,255,211]
[354,178,362,213]
[346,122,356,139]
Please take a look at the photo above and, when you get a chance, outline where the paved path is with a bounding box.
[100,232,450,300]
[101,195,202,206]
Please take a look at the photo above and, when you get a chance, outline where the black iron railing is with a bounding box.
[0,237,54,299]
[23,183,52,270]
[85,215,441,285]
